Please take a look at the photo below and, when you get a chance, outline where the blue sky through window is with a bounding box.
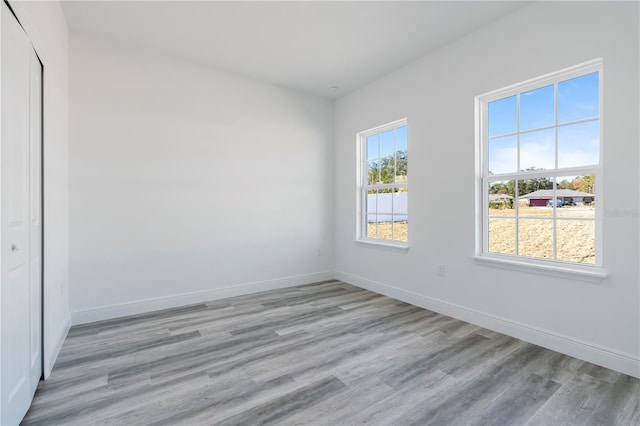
[488,95,516,137]
[488,135,517,174]
[367,134,379,160]
[380,130,395,158]
[396,126,407,152]
[520,84,554,130]
[366,126,408,162]
[487,72,599,175]
[558,72,599,123]
[558,120,599,168]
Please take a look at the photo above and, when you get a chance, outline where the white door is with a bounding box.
[28,42,43,398]
[0,3,42,424]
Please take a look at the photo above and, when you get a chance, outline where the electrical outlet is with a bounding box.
[60,281,64,295]
[317,249,323,257]
[437,265,445,277]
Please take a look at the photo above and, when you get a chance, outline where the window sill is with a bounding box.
[355,239,409,251]
[473,255,607,282]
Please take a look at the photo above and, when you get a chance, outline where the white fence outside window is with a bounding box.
[366,192,408,222]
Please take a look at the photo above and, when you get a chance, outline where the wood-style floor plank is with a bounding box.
[22,280,640,425]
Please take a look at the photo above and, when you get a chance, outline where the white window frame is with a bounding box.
[475,59,605,278]
[356,118,408,248]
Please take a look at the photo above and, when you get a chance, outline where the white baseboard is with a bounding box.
[44,314,70,379]
[335,270,640,379]
[71,271,334,326]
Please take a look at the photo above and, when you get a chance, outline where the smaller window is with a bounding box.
[357,119,408,246]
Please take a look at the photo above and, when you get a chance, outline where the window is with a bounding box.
[477,60,602,269]
[357,119,408,246]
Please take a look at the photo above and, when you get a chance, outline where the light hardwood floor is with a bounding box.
[23,280,640,425]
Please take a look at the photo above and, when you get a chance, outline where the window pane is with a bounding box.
[558,72,599,123]
[488,180,515,216]
[557,219,595,264]
[488,135,517,174]
[380,156,395,184]
[488,95,517,137]
[392,187,408,241]
[367,160,379,185]
[393,217,408,242]
[376,189,392,219]
[366,189,378,239]
[392,187,408,217]
[556,175,595,218]
[367,215,377,239]
[367,134,379,161]
[520,128,555,171]
[376,221,394,240]
[517,176,554,214]
[380,129,395,158]
[366,189,378,216]
[489,218,515,254]
[393,213,408,222]
[518,204,554,218]
[395,148,407,183]
[558,120,599,168]
[396,126,407,152]
[518,219,553,259]
[520,84,554,131]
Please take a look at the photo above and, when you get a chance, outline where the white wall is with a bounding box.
[69,35,334,322]
[334,1,639,377]
[9,0,70,378]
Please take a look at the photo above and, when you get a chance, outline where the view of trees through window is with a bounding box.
[367,150,407,188]
[488,174,596,263]
[488,172,595,206]
[361,121,408,243]
[480,62,601,265]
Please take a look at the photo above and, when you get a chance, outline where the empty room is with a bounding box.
[1,1,638,425]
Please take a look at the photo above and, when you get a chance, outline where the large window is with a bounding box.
[477,60,602,269]
[358,119,408,246]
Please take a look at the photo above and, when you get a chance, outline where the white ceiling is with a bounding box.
[61,1,529,99]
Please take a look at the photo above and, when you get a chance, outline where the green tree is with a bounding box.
[506,180,516,198]
[573,175,595,193]
[558,179,573,190]
[368,150,407,191]
[489,182,507,194]
[517,167,552,195]
[489,180,516,198]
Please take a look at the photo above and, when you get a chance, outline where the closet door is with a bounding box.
[0,2,42,424]
[28,44,42,398]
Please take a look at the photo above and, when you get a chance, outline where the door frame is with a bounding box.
[37,46,44,381]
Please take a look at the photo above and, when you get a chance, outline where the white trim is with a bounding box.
[358,118,408,137]
[478,59,603,104]
[334,270,638,379]
[70,271,334,325]
[354,239,409,250]
[596,65,604,267]
[44,314,70,379]
[488,116,600,140]
[473,255,606,282]
[488,165,600,181]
